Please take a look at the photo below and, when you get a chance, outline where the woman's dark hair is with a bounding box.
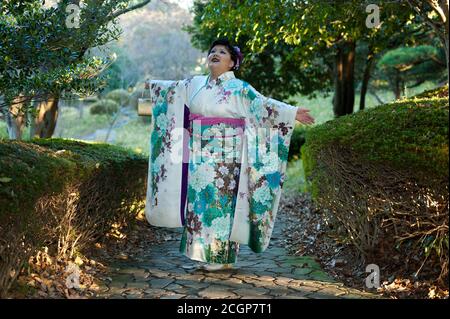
[208,38,244,71]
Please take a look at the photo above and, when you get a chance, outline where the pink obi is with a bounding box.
[188,113,246,138]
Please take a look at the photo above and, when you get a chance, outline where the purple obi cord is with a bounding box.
[180,107,246,226]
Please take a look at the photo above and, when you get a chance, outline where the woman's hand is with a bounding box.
[295,108,315,125]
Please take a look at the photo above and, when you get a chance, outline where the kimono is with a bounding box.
[144,71,298,264]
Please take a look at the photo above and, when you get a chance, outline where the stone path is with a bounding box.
[95,210,379,299]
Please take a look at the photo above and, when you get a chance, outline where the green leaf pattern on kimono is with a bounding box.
[147,79,190,211]
[239,81,298,253]
[180,120,243,264]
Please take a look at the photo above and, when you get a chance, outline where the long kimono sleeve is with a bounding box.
[230,82,298,253]
[144,79,191,228]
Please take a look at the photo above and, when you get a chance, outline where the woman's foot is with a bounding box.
[202,263,233,271]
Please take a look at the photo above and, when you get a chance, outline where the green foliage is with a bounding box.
[104,89,131,107]
[82,96,100,104]
[377,45,447,88]
[0,138,147,295]
[101,45,140,92]
[0,137,146,226]
[303,97,449,184]
[0,0,146,122]
[89,99,119,115]
[301,90,449,283]
[412,84,449,99]
[188,0,414,100]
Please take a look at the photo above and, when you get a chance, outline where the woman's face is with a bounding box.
[207,45,235,74]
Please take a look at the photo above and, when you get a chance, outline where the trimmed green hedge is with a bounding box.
[0,139,148,296]
[412,83,448,99]
[303,97,448,188]
[104,89,131,107]
[90,99,119,115]
[301,85,449,284]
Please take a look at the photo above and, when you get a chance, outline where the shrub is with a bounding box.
[412,84,448,99]
[82,96,100,104]
[104,89,131,107]
[89,99,119,115]
[0,138,148,296]
[302,92,448,284]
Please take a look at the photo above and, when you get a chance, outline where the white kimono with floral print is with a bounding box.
[145,71,298,262]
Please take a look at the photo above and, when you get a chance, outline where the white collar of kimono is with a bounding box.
[189,71,236,106]
[207,71,235,84]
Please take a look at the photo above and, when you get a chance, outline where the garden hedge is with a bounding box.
[0,138,148,296]
[301,85,449,284]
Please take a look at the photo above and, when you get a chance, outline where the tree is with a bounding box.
[377,45,447,99]
[0,0,152,140]
[406,0,449,84]
[99,44,140,92]
[121,1,203,81]
[186,0,333,101]
[188,0,415,117]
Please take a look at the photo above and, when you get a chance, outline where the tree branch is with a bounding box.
[407,0,446,39]
[110,0,151,20]
[428,0,448,23]
[429,54,447,66]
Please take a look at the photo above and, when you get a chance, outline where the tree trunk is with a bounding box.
[30,97,60,138]
[438,0,449,84]
[78,99,84,119]
[394,70,402,100]
[444,34,449,84]
[360,54,374,111]
[333,40,356,117]
[5,96,26,140]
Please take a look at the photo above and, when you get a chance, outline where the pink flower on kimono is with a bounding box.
[218,89,232,103]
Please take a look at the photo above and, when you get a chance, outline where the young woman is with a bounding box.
[141,38,314,271]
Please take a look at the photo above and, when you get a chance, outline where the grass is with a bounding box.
[0,105,112,141]
[284,159,307,194]
[113,118,152,155]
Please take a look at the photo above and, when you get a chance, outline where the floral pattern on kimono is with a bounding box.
[144,78,191,227]
[224,79,298,253]
[144,71,298,262]
[180,121,244,264]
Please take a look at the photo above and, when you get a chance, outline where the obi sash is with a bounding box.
[180,108,246,226]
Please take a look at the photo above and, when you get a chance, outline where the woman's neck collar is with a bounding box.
[208,70,235,83]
